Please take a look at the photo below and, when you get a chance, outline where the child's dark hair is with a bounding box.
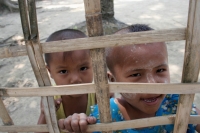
[114,24,153,34]
[45,29,87,66]
[106,24,153,74]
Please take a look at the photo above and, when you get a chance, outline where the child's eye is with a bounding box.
[130,73,141,77]
[59,70,67,74]
[157,68,165,73]
[80,67,88,71]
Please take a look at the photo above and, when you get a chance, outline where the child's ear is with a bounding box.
[46,65,53,79]
[107,71,115,82]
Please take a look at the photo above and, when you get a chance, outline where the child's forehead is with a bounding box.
[50,50,90,62]
[115,42,166,55]
[112,42,168,67]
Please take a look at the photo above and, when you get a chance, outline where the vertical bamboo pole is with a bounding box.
[83,0,112,131]
[27,1,60,132]
[18,0,59,133]
[173,0,200,132]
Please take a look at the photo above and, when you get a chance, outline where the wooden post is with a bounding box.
[83,0,112,130]
[173,0,200,132]
[18,0,59,133]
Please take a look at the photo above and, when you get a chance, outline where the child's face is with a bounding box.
[47,50,93,95]
[111,42,170,115]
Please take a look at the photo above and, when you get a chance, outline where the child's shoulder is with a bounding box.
[90,98,124,122]
[158,94,198,116]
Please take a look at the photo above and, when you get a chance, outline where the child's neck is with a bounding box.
[117,98,155,120]
[61,94,88,117]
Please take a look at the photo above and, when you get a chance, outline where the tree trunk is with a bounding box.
[101,0,114,19]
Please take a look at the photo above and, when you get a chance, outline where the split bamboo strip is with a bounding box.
[0,99,16,133]
[18,0,43,85]
[18,0,55,133]
[2,83,200,97]
[173,0,200,133]
[1,115,200,132]
[84,0,112,129]
[27,1,59,132]
[0,28,185,59]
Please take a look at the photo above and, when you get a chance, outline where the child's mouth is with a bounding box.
[141,95,162,105]
[143,98,157,103]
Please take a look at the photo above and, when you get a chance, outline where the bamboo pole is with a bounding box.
[0,45,27,59]
[2,83,200,97]
[0,98,15,133]
[1,115,200,132]
[83,0,112,130]
[27,1,59,132]
[28,0,59,132]
[18,0,58,133]
[0,125,49,132]
[173,0,200,133]
[0,28,185,59]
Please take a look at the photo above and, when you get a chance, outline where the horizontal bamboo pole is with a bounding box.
[0,115,200,132]
[0,45,27,59]
[42,28,185,53]
[0,125,48,132]
[1,83,200,97]
[0,28,185,59]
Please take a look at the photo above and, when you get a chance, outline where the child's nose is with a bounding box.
[146,73,156,83]
[70,74,82,84]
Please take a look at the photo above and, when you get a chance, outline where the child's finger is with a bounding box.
[87,116,97,124]
[57,98,62,104]
[79,113,88,132]
[63,115,73,132]
[55,98,62,105]
[71,113,81,132]
[54,98,62,111]
[58,119,65,129]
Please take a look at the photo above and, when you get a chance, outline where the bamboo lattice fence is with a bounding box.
[0,0,200,133]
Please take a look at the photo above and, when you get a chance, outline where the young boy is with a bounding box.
[58,24,200,133]
[37,29,96,133]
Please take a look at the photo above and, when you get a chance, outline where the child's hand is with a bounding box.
[58,113,96,132]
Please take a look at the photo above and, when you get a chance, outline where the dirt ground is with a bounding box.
[0,0,200,132]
